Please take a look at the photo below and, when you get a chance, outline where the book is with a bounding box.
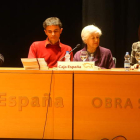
[37,58,48,70]
[21,58,48,70]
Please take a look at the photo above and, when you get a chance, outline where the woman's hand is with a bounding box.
[131,64,139,70]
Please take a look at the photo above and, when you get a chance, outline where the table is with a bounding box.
[0,69,73,139]
[0,68,140,140]
[74,70,140,140]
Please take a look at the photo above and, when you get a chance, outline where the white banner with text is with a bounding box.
[57,61,99,70]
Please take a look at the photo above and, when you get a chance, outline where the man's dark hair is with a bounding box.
[43,17,62,29]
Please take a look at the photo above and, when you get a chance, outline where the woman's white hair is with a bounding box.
[81,25,102,43]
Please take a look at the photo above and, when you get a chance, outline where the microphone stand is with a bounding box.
[59,44,80,61]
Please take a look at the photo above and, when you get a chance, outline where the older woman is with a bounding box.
[74,25,115,69]
[130,24,140,69]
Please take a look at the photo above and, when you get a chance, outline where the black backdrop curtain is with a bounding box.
[0,0,140,68]
[83,0,140,67]
[0,0,82,67]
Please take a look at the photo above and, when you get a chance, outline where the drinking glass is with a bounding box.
[135,51,140,69]
[80,51,88,62]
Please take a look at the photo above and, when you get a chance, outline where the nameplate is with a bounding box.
[57,61,99,70]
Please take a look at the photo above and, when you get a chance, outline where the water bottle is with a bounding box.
[124,52,130,71]
[65,51,70,62]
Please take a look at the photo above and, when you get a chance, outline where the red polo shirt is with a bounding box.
[28,38,73,68]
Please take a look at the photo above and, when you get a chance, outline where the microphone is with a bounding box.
[0,54,4,66]
[60,44,81,61]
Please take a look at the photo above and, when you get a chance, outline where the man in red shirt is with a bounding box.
[28,17,73,68]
